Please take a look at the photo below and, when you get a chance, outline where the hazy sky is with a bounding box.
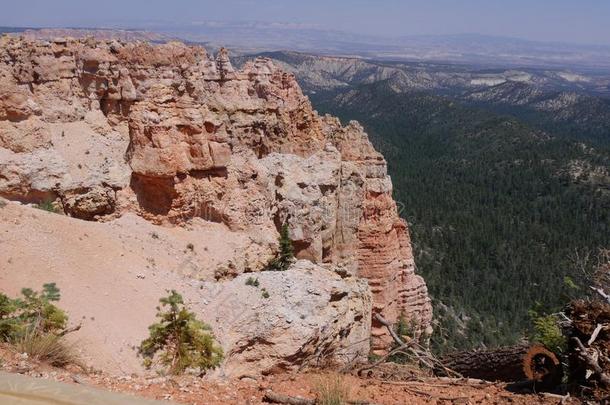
[2,0,610,46]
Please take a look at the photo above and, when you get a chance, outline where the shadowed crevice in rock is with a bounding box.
[129,173,177,216]
[0,189,59,206]
[189,167,229,179]
[293,239,315,261]
[100,98,132,118]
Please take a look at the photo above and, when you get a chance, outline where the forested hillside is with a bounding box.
[309,81,610,353]
[461,81,610,145]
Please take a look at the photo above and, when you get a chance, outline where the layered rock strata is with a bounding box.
[0,36,432,350]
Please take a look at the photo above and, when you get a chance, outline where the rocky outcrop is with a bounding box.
[0,202,365,375]
[201,261,371,377]
[0,36,431,350]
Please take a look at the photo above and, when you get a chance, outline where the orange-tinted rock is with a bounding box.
[0,37,432,346]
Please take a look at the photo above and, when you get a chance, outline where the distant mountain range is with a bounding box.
[239,50,610,144]
[2,23,610,70]
[240,50,610,93]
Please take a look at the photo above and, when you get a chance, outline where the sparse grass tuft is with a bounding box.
[261,288,270,299]
[15,330,82,368]
[36,199,60,214]
[313,373,349,405]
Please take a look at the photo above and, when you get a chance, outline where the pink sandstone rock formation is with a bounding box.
[0,36,432,352]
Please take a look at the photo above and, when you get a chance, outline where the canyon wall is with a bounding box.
[0,36,432,350]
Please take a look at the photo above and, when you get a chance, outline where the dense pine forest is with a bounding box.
[310,81,610,353]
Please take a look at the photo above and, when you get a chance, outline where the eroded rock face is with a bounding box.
[0,36,431,350]
[201,261,371,377]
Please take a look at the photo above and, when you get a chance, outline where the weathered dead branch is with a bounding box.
[572,337,610,387]
[371,313,461,378]
[57,323,82,337]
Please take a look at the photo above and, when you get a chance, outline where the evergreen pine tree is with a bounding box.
[0,283,67,341]
[267,222,294,271]
[139,290,223,375]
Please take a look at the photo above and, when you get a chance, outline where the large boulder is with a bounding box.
[199,261,372,377]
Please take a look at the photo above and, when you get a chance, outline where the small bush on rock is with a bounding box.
[245,277,260,287]
[139,290,223,375]
[267,222,294,271]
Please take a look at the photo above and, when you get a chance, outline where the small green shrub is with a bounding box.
[245,277,259,287]
[0,284,80,368]
[36,199,60,214]
[261,289,270,299]
[267,222,294,271]
[0,283,67,342]
[0,293,19,340]
[139,290,223,375]
[532,314,567,355]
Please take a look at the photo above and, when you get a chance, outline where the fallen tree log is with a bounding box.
[440,344,562,387]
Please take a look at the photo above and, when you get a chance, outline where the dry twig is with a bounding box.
[590,287,610,305]
[588,323,605,346]
[57,323,82,337]
[372,313,461,378]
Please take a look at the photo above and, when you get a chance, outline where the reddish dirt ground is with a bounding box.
[0,345,579,405]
